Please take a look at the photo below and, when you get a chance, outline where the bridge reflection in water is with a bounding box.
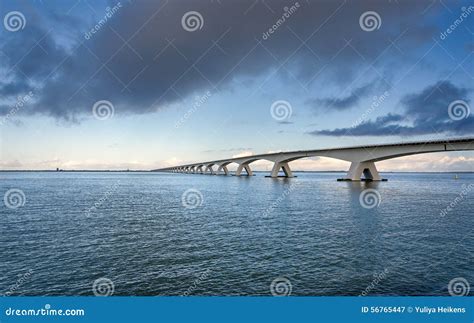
[153,138,474,181]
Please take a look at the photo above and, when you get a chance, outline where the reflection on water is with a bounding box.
[0,171,472,296]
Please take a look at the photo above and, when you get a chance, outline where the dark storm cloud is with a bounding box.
[0,0,444,120]
[2,25,68,79]
[306,83,374,111]
[310,81,474,136]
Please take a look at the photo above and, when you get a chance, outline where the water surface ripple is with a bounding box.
[1,172,472,296]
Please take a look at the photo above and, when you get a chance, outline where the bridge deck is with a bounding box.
[153,137,474,171]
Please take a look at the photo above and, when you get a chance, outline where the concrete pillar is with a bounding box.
[235,164,253,176]
[205,165,215,175]
[344,161,381,181]
[216,165,229,175]
[196,166,204,174]
[269,161,294,178]
[190,166,196,173]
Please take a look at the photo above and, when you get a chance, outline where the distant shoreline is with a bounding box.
[0,170,473,174]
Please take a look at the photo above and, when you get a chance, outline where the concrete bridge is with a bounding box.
[153,138,474,181]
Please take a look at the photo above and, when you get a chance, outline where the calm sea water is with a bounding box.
[0,172,472,296]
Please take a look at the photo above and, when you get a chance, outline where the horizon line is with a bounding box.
[1,170,473,173]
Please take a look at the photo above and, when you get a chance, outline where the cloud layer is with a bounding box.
[311,81,473,136]
[1,0,445,121]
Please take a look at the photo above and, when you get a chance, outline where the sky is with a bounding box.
[0,0,473,171]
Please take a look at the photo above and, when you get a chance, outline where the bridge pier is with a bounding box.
[269,161,294,178]
[216,165,229,175]
[235,164,253,176]
[340,161,384,181]
[205,165,215,175]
